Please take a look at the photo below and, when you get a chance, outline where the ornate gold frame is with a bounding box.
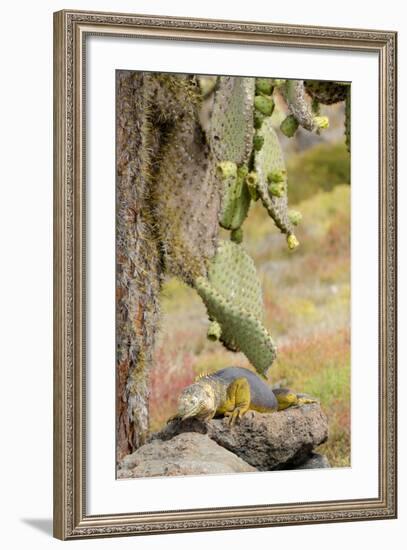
[53,9,397,540]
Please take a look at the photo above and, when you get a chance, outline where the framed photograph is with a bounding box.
[53,9,397,540]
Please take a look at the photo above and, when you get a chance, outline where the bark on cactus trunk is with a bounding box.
[116,71,163,460]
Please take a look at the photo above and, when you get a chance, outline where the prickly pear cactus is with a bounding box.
[116,70,350,452]
[303,79,351,152]
[345,85,351,153]
[281,80,329,134]
[150,74,221,284]
[194,240,277,377]
[210,77,256,234]
[304,80,348,105]
[217,162,251,232]
[254,117,299,249]
[283,79,314,131]
[209,76,255,164]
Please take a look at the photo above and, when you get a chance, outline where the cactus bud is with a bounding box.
[255,78,273,96]
[246,171,258,187]
[288,210,302,226]
[217,161,237,180]
[198,76,217,97]
[207,320,222,341]
[268,182,285,198]
[267,170,286,184]
[314,116,329,130]
[254,111,265,129]
[287,234,300,250]
[237,165,249,180]
[280,115,299,137]
[254,95,275,116]
[253,134,264,151]
[231,227,243,243]
[246,171,259,200]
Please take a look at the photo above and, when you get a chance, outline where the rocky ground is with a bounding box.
[117,404,330,478]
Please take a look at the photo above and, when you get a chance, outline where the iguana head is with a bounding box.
[176,383,216,421]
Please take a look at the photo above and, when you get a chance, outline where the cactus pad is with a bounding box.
[195,240,277,376]
[280,114,299,137]
[282,80,315,131]
[254,118,297,244]
[255,78,274,96]
[218,163,251,231]
[209,76,255,165]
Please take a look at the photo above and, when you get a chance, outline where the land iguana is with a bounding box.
[168,366,317,426]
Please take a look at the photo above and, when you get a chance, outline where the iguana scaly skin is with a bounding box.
[169,366,316,426]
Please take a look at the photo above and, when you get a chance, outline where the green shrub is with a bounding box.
[287,142,350,204]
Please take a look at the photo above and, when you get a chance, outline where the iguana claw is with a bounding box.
[224,409,240,426]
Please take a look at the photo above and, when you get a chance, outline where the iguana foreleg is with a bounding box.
[221,377,251,426]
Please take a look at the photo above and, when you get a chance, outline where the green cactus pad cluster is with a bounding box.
[304,80,349,105]
[194,240,277,376]
[253,77,275,132]
[209,76,255,165]
[253,117,298,246]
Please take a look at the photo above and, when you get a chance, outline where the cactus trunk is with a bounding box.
[116,71,163,457]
